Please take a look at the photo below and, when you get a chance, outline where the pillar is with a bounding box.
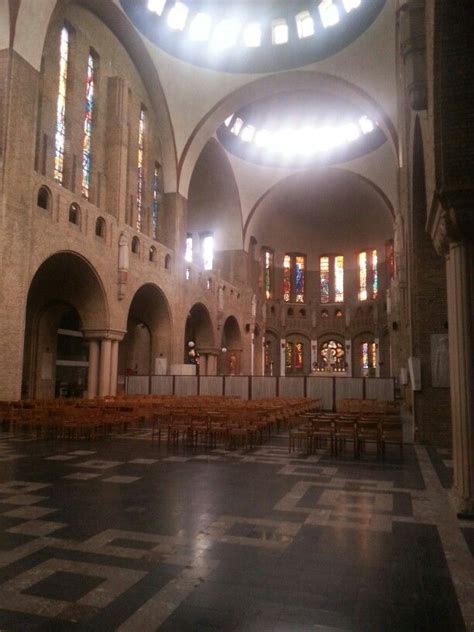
[345,340,352,377]
[109,340,119,396]
[280,339,286,377]
[446,241,474,515]
[250,333,255,376]
[375,337,381,378]
[99,338,112,396]
[87,340,100,399]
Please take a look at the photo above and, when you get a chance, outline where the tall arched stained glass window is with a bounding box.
[54,26,70,184]
[358,251,368,301]
[136,106,146,232]
[283,254,306,303]
[320,256,330,304]
[263,249,273,300]
[335,256,344,303]
[359,250,378,301]
[81,51,96,199]
[283,255,291,303]
[361,342,377,373]
[151,162,161,239]
[295,256,305,303]
[372,250,378,299]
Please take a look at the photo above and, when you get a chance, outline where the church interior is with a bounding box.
[0,0,473,629]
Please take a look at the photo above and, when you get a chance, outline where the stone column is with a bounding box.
[99,339,112,396]
[429,201,474,516]
[280,339,286,377]
[345,340,352,377]
[446,241,474,515]
[109,340,119,396]
[87,340,100,399]
[250,333,255,376]
[375,337,381,378]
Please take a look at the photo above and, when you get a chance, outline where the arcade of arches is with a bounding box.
[0,1,473,623]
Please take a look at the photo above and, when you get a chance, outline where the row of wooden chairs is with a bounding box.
[0,396,319,443]
[337,399,400,415]
[289,412,403,460]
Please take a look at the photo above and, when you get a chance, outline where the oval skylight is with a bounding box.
[121,0,386,73]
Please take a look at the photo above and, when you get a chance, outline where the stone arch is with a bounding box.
[285,332,311,375]
[220,316,242,376]
[185,303,216,375]
[179,70,398,197]
[119,283,172,376]
[244,166,394,251]
[14,0,177,190]
[22,251,109,398]
[188,139,243,252]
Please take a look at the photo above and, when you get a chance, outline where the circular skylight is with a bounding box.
[120,0,386,73]
[216,91,387,167]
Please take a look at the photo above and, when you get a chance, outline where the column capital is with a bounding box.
[428,189,474,255]
[82,329,127,342]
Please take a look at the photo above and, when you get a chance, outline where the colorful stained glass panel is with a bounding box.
[283,255,291,303]
[295,256,305,303]
[81,53,95,199]
[320,256,330,304]
[335,255,344,303]
[54,27,69,184]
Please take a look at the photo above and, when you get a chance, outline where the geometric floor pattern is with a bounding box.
[0,432,472,631]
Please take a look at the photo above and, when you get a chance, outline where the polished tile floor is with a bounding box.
[0,429,472,631]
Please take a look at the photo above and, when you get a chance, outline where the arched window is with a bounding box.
[136,105,146,232]
[185,234,193,263]
[361,341,377,376]
[151,162,162,240]
[131,236,140,255]
[149,246,157,262]
[95,216,106,238]
[37,186,51,210]
[69,203,80,226]
[202,233,214,271]
[319,340,346,372]
[285,340,304,370]
[164,254,171,269]
[283,253,305,303]
[358,250,378,300]
[262,247,274,300]
[81,50,97,200]
[54,25,70,184]
[320,255,344,303]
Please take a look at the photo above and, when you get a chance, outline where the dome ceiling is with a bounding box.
[120,0,386,73]
[217,90,387,168]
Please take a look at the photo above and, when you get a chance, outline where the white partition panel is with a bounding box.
[200,377,224,396]
[224,377,249,400]
[150,376,173,395]
[126,376,150,395]
[336,378,363,404]
[307,377,333,410]
[279,377,305,397]
[365,378,395,401]
[174,376,198,396]
[252,377,277,399]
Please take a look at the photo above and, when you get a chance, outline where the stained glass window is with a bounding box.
[136,106,146,232]
[151,163,161,239]
[359,250,378,301]
[359,251,368,301]
[54,26,70,184]
[283,255,291,303]
[81,52,95,199]
[371,342,377,368]
[294,342,303,368]
[285,342,293,368]
[372,250,378,299]
[335,256,344,303]
[202,234,213,271]
[362,342,369,370]
[320,256,330,304]
[295,256,305,303]
[185,234,193,263]
[362,342,377,371]
[320,340,345,371]
[264,249,273,300]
